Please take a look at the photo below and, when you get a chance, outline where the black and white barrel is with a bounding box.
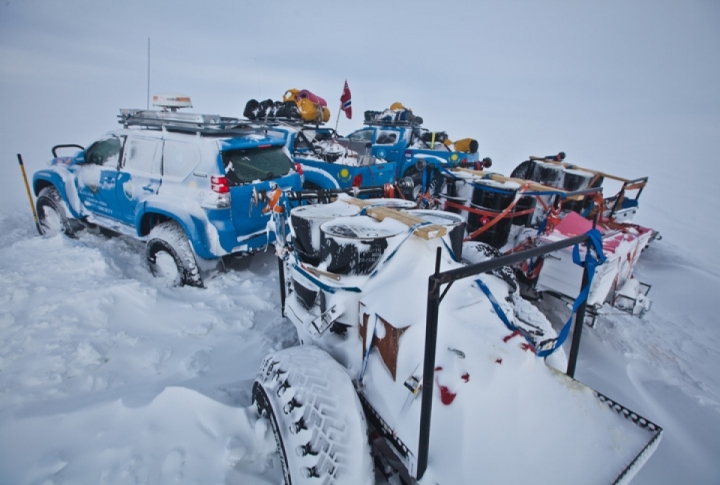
[289,202,360,266]
[562,168,595,213]
[466,179,524,249]
[319,216,405,275]
[404,209,466,261]
[530,161,565,188]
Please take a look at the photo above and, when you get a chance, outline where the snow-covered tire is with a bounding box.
[146,221,203,287]
[253,346,374,485]
[36,186,80,237]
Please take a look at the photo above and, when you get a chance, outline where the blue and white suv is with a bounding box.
[32,96,302,286]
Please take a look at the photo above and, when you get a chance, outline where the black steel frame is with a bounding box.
[417,234,591,480]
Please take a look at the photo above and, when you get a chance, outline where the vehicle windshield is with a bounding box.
[221,146,294,185]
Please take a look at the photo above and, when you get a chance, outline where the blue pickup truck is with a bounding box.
[267,122,397,192]
[344,110,485,196]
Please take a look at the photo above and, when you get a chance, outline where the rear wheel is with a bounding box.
[253,346,374,485]
[36,186,79,237]
[146,221,203,287]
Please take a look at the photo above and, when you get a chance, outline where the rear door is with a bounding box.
[221,144,300,238]
[115,135,163,225]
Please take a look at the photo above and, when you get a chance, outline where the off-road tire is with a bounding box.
[253,346,374,485]
[36,186,80,237]
[146,221,203,287]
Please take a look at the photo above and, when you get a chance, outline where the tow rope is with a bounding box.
[475,228,606,358]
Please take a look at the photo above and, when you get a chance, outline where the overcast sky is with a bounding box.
[1,0,719,252]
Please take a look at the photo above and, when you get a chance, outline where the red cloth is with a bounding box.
[340,80,352,119]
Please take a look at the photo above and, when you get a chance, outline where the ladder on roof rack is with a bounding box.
[118,109,262,135]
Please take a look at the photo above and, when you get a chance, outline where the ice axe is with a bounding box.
[16,154,43,235]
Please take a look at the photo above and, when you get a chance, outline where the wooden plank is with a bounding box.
[529,156,631,183]
[454,167,563,194]
[365,206,447,240]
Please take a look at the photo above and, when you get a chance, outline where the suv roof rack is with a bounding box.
[248,117,327,128]
[362,119,423,128]
[118,109,264,136]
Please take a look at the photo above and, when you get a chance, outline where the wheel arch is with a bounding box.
[138,206,217,260]
[300,165,341,190]
[32,169,83,218]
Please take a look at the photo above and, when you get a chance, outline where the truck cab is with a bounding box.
[345,111,482,183]
[268,122,397,192]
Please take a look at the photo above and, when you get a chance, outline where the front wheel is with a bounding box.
[36,186,80,237]
[253,346,374,485]
[146,221,203,287]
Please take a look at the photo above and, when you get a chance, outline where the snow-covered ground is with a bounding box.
[0,176,718,484]
[1,1,718,483]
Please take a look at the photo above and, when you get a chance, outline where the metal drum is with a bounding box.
[562,168,594,214]
[319,216,405,275]
[290,202,360,266]
[404,209,466,261]
[466,179,520,249]
[530,161,564,188]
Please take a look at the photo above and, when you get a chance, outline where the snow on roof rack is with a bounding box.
[363,119,423,127]
[362,110,424,127]
[118,109,263,135]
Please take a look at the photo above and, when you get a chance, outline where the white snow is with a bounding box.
[1,2,718,483]
[0,179,717,483]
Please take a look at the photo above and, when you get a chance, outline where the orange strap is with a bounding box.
[262,188,283,214]
[464,194,523,241]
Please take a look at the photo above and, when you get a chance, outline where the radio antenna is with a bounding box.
[146,38,151,109]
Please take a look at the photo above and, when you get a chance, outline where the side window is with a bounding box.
[349,129,373,142]
[123,137,162,175]
[375,130,398,145]
[294,133,312,151]
[85,136,124,168]
[163,140,201,178]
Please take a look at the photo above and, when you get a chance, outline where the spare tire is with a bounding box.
[253,346,374,485]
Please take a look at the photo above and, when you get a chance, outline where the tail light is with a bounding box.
[351,174,363,187]
[211,176,229,193]
[295,163,304,175]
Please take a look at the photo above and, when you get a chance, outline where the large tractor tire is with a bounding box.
[253,346,374,485]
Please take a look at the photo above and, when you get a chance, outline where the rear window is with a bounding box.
[221,146,294,185]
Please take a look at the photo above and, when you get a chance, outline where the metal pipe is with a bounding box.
[417,232,592,478]
[434,234,588,285]
[566,264,589,378]
[277,257,286,318]
[417,248,442,480]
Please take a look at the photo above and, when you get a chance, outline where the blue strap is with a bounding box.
[537,228,605,357]
[475,228,606,358]
[475,278,536,346]
[292,264,361,294]
[358,313,378,384]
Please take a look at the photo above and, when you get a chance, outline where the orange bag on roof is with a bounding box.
[298,97,321,123]
[283,89,300,103]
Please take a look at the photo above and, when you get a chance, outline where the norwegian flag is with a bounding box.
[340,80,352,119]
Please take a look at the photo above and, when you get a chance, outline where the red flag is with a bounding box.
[340,80,352,119]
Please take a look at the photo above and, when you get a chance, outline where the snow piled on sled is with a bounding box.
[280,198,657,484]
